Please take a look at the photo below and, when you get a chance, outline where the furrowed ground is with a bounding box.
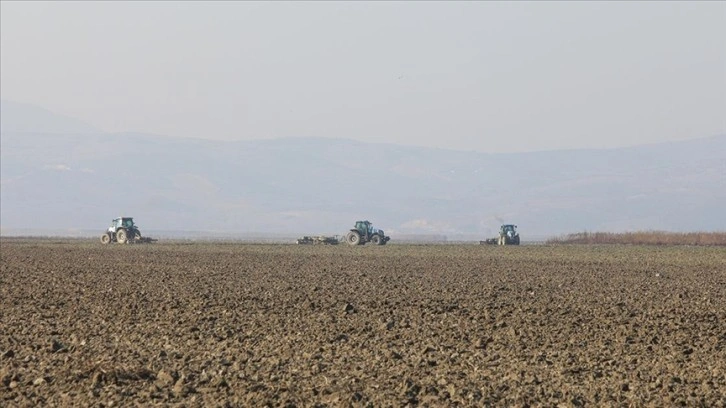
[1,239,725,407]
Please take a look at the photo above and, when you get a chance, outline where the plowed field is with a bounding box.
[1,239,725,406]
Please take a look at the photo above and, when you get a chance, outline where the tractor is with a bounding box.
[480,224,521,245]
[345,220,390,246]
[498,224,520,245]
[100,217,151,244]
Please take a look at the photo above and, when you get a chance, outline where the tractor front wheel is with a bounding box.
[116,228,128,244]
[346,231,361,246]
[371,235,382,245]
[100,233,111,244]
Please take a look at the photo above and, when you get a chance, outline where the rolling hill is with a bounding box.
[2,100,724,240]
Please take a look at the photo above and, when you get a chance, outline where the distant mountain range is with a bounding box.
[2,99,725,240]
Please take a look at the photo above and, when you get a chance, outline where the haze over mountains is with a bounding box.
[1,100,724,240]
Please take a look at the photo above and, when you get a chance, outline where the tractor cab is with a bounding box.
[110,217,135,232]
[354,221,372,236]
[122,218,135,228]
[501,224,517,236]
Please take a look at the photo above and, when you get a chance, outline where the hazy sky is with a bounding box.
[1,1,724,153]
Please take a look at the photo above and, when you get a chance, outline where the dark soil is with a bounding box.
[1,239,724,406]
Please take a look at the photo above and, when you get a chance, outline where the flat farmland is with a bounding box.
[1,239,725,407]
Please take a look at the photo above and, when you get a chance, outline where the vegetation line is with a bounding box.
[547,231,726,246]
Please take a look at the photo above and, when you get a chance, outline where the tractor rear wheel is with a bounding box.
[346,231,361,246]
[116,229,128,244]
[100,233,111,244]
[371,235,382,245]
